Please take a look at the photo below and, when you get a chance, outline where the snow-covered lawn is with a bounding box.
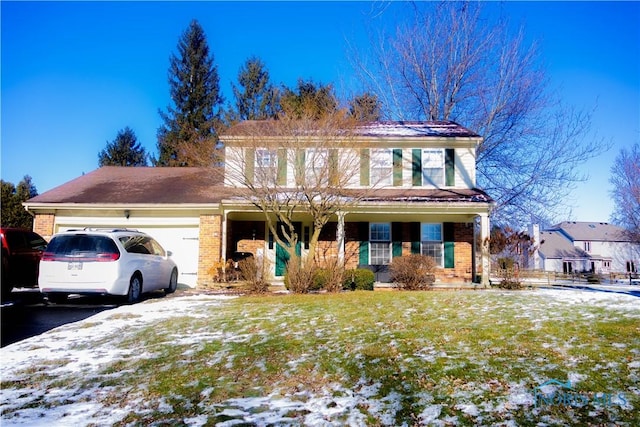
[1,289,638,426]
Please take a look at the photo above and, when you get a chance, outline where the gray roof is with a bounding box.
[551,221,629,242]
[538,230,589,260]
[26,167,228,204]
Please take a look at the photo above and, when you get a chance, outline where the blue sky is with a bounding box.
[2,1,639,224]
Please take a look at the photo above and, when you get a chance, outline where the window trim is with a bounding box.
[422,148,445,187]
[370,148,393,186]
[370,222,391,265]
[420,222,443,267]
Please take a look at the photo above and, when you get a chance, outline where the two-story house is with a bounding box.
[529,221,639,274]
[24,120,494,287]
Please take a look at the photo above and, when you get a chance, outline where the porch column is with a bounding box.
[479,213,491,287]
[337,211,346,266]
[221,209,228,262]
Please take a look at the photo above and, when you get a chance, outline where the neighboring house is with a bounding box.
[24,121,495,287]
[530,221,639,274]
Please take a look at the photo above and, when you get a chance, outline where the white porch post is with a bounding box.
[221,209,228,262]
[479,213,491,287]
[337,211,346,266]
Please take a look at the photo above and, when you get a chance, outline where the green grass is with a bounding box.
[3,290,639,425]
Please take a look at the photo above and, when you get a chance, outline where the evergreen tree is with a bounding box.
[98,127,148,166]
[1,176,38,228]
[280,79,338,119]
[349,93,382,121]
[228,57,280,123]
[156,19,224,166]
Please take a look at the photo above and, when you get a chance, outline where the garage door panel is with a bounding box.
[135,227,199,287]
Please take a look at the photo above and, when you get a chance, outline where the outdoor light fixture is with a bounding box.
[124,210,130,219]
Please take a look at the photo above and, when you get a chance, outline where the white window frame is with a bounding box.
[370,222,391,265]
[422,149,444,187]
[256,148,277,169]
[255,148,277,184]
[306,148,329,186]
[421,223,443,266]
[370,148,393,186]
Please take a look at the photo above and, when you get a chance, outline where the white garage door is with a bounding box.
[135,226,199,288]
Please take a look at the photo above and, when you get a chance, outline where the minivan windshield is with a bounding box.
[43,234,120,261]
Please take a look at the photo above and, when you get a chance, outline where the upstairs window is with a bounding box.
[422,149,444,186]
[255,148,277,184]
[256,148,276,169]
[370,148,393,186]
[583,241,591,252]
[307,148,328,186]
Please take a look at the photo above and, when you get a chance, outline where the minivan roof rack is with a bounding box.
[65,228,140,232]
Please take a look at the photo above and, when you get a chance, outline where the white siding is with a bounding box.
[456,148,476,188]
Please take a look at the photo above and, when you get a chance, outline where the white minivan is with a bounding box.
[39,228,178,303]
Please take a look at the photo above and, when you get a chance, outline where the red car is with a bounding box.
[1,228,48,299]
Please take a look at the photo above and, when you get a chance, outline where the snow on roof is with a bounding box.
[356,121,480,138]
[223,120,480,139]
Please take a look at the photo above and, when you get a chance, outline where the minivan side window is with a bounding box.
[149,239,166,257]
[120,236,152,255]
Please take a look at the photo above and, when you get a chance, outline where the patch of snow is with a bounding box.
[418,404,442,424]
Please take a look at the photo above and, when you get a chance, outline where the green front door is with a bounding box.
[275,222,302,276]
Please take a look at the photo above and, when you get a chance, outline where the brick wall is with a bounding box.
[33,213,55,241]
[198,214,222,286]
[439,223,474,283]
[237,239,265,256]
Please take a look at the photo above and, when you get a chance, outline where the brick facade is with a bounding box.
[226,220,477,283]
[33,213,55,241]
[198,214,222,286]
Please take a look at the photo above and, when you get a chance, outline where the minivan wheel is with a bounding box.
[165,269,178,295]
[127,275,142,304]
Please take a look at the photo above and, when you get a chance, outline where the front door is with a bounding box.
[275,222,302,277]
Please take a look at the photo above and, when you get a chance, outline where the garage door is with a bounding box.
[135,226,199,288]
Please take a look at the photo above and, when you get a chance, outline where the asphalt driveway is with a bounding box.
[0,289,172,348]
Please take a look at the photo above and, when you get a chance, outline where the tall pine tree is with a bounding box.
[98,127,147,166]
[227,57,280,124]
[156,20,223,166]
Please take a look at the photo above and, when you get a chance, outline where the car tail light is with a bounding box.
[41,252,120,262]
[94,252,120,262]
[41,252,58,261]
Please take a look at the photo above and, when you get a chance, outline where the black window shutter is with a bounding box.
[445,148,455,186]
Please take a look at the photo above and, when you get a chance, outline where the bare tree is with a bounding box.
[224,112,378,270]
[352,1,604,225]
[610,142,640,243]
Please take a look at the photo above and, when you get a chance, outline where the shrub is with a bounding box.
[311,268,328,291]
[238,256,269,294]
[389,255,436,290]
[316,259,345,293]
[493,257,522,289]
[283,257,315,294]
[343,268,375,291]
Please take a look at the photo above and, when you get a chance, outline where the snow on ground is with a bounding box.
[0,289,638,426]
